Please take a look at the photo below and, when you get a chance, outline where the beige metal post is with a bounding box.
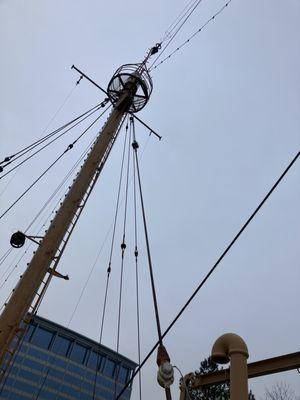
[211,333,249,400]
[0,90,133,365]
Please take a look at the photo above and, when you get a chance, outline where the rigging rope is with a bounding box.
[90,116,128,400]
[24,136,95,233]
[0,147,86,290]
[0,100,108,179]
[114,118,132,399]
[149,0,203,69]
[0,81,86,168]
[66,129,152,331]
[162,0,201,42]
[131,118,173,400]
[0,80,81,201]
[133,131,142,400]
[0,248,12,267]
[0,243,32,290]
[28,116,127,400]
[150,0,232,71]
[0,251,29,290]
[22,127,103,238]
[131,117,163,345]
[98,117,129,345]
[0,105,111,221]
[116,150,300,400]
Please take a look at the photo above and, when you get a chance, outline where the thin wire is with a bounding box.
[151,0,232,71]
[0,176,69,289]
[0,101,107,179]
[132,118,163,345]
[121,120,132,253]
[31,160,100,400]
[0,106,110,221]
[99,117,129,344]
[173,366,193,400]
[67,116,128,328]
[114,121,132,399]
[91,117,128,400]
[41,84,78,134]
[66,127,152,329]
[0,82,83,167]
[116,150,300,400]
[0,252,29,290]
[133,135,142,400]
[0,171,18,198]
[0,153,66,221]
[35,115,127,400]
[0,248,30,290]
[0,166,73,290]
[0,248,12,267]
[162,0,200,42]
[0,80,83,202]
[24,137,94,233]
[23,129,102,238]
[149,0,203,69]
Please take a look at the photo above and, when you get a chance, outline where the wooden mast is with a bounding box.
[0,74,143,367]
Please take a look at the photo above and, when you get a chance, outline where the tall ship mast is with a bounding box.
[0,2,299,400]
[0,57,154,368]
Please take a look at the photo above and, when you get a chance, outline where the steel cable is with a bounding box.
[150,0,232,71]
[162,0,201,42]
[149,0,203,69]
[0,106,110,221]
[90,116,128,400]
[132,133,143,400]
[131,117,164,349]
[114,120,132,399]
[0,101,107,180]
[116,150,300,400]
[30,116,126,400]
[0,81,86,168]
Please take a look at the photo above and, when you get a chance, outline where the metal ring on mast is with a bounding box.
[107,63,153,113]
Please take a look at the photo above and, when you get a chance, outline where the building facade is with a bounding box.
[0,315,136,400]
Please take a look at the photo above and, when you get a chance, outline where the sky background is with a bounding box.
[0,1,300,399]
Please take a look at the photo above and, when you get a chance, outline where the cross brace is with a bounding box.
[186,351,300,390]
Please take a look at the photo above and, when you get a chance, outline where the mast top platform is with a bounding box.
[107,63,153,113]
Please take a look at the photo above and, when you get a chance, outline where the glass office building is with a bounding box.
[0,315,136,400]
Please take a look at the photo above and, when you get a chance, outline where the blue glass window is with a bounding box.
[31,326,54,349]
[48,367,62,380]
[38,389,56,400]
[29,346,48,359]
[1,389,21,400]
[104,358,116,378]
[21,356,44,371]
[9,377,38,395]
[118,366,129,384]
[70,343,88,364]
[87,351,102,371]
[24,324,36,342]
[52,335,71,356]
[68,363,84,375]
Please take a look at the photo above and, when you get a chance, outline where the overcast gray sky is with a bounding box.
[0,1,299,399]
